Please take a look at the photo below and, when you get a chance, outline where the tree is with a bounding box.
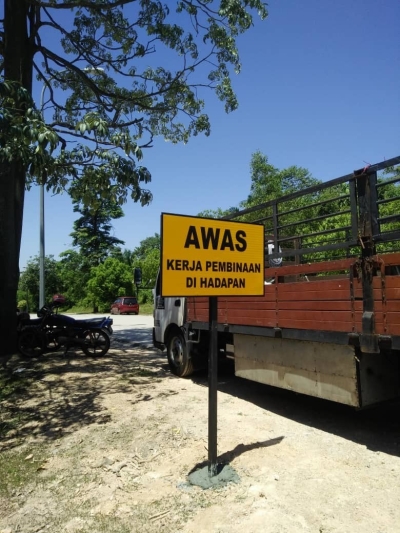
[240,153,362,262]
[0,0,268,356]
[198,206,240,218]
[376,165,400,253]
[131,234,160,262]
[0,83,60,358]
[116,248,135,267]
[18,255,62,311]
[69,186,126,310]
[57,249,90,308]
[233,152,319,246]
[242,151,319,208]
[131,234,160,301]
[70,196,125,268]
[86,257,134,312]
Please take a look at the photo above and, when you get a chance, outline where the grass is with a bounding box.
[58,493,212,533]
[0,368,32,403]
[138,302,153,315]
[0,367,34,439]
[0,447,47,497]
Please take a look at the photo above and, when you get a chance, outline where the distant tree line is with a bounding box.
[18,189,160,312]
[18,153,399,311]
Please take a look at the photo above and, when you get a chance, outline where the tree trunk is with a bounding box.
[0,0,34,358]
[0,162,26,359]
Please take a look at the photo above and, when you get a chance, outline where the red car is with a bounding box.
[110,296,139,315]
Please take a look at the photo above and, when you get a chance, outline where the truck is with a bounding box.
[153,156,400,408]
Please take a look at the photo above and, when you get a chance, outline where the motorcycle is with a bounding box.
[17,295,114,358]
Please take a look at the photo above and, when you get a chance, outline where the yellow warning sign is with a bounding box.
[161,213,265,297]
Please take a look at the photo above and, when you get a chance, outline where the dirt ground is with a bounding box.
[1,339,400,533]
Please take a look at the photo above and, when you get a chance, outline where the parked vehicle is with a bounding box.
[110,296,139,315]
[18,296,113,357]
[154,156,400,408]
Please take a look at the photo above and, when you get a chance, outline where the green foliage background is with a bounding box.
[17,154,400,313]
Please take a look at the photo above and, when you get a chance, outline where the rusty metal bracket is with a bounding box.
[352,259,362,282]
[364,256,375,283]
[373,256,387,334]
[358,231,365,249]
[359,255,379,353]
[372,256,386,303]
[360,311,379,353]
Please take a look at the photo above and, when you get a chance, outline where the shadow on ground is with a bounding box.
[188,436,285,474]
[191,359,400,458]
[3,347,399,459]
[0,345,173,452]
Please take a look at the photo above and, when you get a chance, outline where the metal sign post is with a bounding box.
[160,212,264,481]
[208,296,218,476]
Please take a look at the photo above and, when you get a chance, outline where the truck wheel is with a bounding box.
[167,331,193,377]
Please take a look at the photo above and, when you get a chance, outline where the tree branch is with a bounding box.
[37,45,113,108]
[29,0,135,10]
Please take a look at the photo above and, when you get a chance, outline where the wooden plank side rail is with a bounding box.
[186,253,400,337]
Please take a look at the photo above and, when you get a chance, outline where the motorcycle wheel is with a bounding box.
[82,330,110,357]
[18,329,43,358]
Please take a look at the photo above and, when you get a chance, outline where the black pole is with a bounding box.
[208,296,218,477]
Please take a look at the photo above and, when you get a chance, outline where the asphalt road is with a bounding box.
[78,312,154,347]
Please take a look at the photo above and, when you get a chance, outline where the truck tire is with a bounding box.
[166,330,193,377]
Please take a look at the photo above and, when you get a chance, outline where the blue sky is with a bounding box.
[19,0,400,268]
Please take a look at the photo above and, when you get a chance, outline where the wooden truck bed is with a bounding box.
[187,253,400,340]
[182,158,400,407]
